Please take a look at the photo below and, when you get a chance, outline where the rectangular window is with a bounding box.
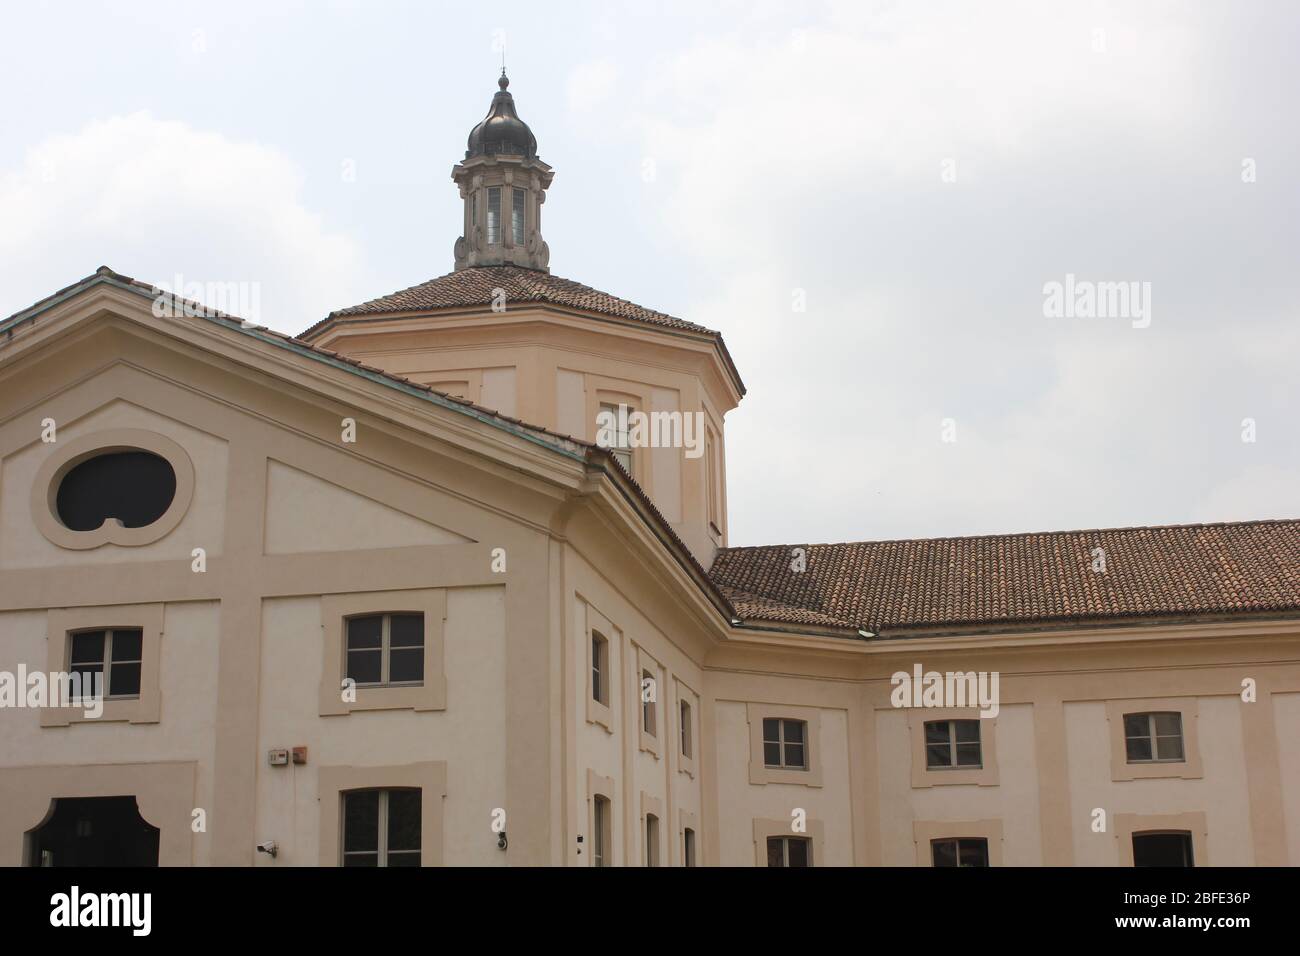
[762,717,808,770]
[683,827,696,867]
[341,788,421,866]
[487,187,501,244]
[680,699,693,759]
[68,628,143,699]
[1132,831,1194,867]
[598,402,634,474]
[593,795,611,868]
[1124,712,1185,763]
[345,613,424,687]
[766,836,811,867]
[931,838,990,867]
[641,669,657,737]
[512,188,525,244]
[645,814,660,867]
[591,631,609,706]
[924,719,982,769]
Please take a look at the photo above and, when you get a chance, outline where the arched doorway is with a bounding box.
[27,796,160,867]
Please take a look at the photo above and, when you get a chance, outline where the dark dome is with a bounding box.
[466,73,538,159]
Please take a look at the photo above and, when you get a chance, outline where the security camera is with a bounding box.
[497,831,508,851]
[256,841,278,859]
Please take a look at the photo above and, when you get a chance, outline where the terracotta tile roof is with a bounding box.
[309,265,718,335]
[710,520,1300,633]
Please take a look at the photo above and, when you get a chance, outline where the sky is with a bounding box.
[1,0,1296,547]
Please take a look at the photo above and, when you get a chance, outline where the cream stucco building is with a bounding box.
[1,75,1298,868]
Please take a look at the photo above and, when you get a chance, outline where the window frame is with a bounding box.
[32,429,197,551]
[930,837,991,867]
[1115,812,1208,866]
[586,618,614,733]
[43,604,163,727]
[752,817,825,866]
[587,770,615,868]
[636,647,662,758]
[746,703,824,787]
[1106,699,1203,781]
[766,835,813,867]
[1122,711,1185,764]
[913,819,1004,866]
[344,612,426,689]
[762,717,809,771]
[340,787,423,867]
[923,718,983,770]
[318,762,446,867]
[908,708,999,787]
[68,627,144,700]
[486,186,502,244]
[511,187,526,245]
[1130,830,1195,867]
[318,589,447,716]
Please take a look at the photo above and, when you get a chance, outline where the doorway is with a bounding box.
[28,796,160,867]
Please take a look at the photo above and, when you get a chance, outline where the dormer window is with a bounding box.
[487,187,501,245]
[512,189,526,244]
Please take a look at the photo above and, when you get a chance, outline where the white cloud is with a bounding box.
[0,111,366,332]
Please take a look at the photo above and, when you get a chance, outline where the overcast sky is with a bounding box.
[2,0,1296,547]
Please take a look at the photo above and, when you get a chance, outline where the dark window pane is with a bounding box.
[386,851,420,867]
[766,837,784,867]
[386,790,422,853]
[1156,735,1184,761]
[784,742,806,769]
[1123,714,1148,738]
[784,720,804,745]
[70,662,103,691]
[110,629,143,661]
[960,839,989,867]
[70,631,105,665]
[926,743,952,768]
[109,662,141,697]
[932,840,958,867]
[343,853,378,867]
[925,720,949,744]
[955,720,980,743]
[1126,736,1152,762]
[346,616,382,650]
[56,451,176,531]
[787,838,810,867]
[346,649,382,685]
[388,647,424,683]
[956,743,982,766]
[389,614,424,648]
[762,718,779,744]
[763,742,781,766]
[343,791,379,852]
[1153,713,1181,737]
[1133,832,1194,867]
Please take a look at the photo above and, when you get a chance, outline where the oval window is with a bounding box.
[55,450,178,532]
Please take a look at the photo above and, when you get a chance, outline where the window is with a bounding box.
[591,632,609,706]
[56,450,176,532]
[599,402,634,474]
[1132,831,1194,867]
[592,795,611,868]
[68,628,143,699]
[1124,712,1184,763]
[680,699,693,759]
[645,814,660,867]
[486,187,501,244]
[683,827,696,867]
[762,718,808,770]
[641,669,657,738]
[925,719,982,769]
[341,788,421,867]
[512,188,525,244]
[766,836,811,867]
[931,838,990,867]
[345,613,424,687]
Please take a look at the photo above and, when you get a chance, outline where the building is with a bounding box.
[1,74,1298,867]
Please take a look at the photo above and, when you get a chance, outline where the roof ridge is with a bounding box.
[720,516,1300,553]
